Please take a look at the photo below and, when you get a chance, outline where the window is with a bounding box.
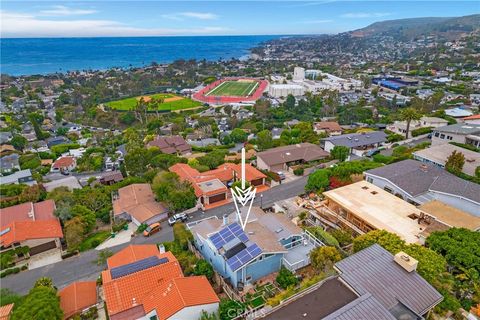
[434,132,439,137]
[440,134,445,139]
[447,136,452,140]
[246,275,252,282]
[384,186,393,193]
[367,177,373,183]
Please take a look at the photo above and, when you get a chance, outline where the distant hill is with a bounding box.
[350,14,480,40]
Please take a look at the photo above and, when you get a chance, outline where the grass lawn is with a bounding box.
[106,93,202,111]
[78,231,111,252]
[206,80,258,97]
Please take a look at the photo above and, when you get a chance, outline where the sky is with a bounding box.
[1,1,478,38]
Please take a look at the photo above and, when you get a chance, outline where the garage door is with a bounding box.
[209,193,226,204]
[29,241,57,256]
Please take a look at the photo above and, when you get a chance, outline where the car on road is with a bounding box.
[143,223,161,237]
[168,213,188,226]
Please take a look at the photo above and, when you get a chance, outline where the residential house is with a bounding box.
[169,162,268,209]
[0,154,20,173]
[1,169,35,186]
[99,171,124,185]
[413,144,480,176]
[0,200,63,255]
[314,181,453,244]
[256,143,329,172]
[387,116,448,138]
[263,244,442,320]
[431,123,480,147]
[102,244,219,320]
[445,107,473,118]
[0,144,15,155]
[59,281,98,320]
[0,132,12,144]
[321,131,387,158]
[461,114,480,125]
[313,121,343,136]
[51,156,77,173]
[112,183,168,226]
[189,207,323,289]
[47,136,69,148]
[364,159,480,216]
[147,135,192,155]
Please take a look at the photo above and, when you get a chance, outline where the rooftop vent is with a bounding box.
[285,152,291,156]
[275,228,284,233]
[354,139,359,142]
[371,191,378,195]
[394,251,418,272]
[362,186,369,190]
[420,164,428,171]
[347,137,352,140]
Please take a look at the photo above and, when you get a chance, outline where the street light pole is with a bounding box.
[260,194,263,209]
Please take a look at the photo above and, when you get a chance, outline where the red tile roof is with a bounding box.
[52,156,76,169]
[107,244,161,269]
[102,258,183,317]
[1,220,63,247]
[0,200,62,247]
[143,276,219,319]
[112,184,168,223]
[169,163,266,197]
[463,114,480,120]
[0,199,56,228]
[59,281,97,320]
[0,303,14,320]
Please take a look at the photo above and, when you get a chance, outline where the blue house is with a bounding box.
[189,207,323,290]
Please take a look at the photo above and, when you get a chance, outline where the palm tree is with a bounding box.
[400,107,421,139]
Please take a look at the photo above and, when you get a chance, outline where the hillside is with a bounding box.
[350,14,480,40]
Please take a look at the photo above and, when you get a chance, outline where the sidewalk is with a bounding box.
[95,223,135,250]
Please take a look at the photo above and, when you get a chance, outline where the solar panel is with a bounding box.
[209,222,249,249]
[110,256,168,279]
[226,244,262,271]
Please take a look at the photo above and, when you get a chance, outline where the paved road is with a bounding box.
[2,176,308,295]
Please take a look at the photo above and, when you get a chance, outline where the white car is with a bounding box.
[168,213,188,226]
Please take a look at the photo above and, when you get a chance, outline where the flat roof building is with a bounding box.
[256,143,329,172]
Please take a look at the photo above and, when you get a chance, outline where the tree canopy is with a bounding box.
[11,285,62,320]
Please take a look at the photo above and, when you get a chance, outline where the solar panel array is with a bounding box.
[110,256,169,279]
[226,243,262,271]
[209,222,248,249]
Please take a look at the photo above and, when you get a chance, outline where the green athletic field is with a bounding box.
[206,80,259,97]
[105,93,202,111]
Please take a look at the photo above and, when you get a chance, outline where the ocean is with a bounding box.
[0,35,278,76]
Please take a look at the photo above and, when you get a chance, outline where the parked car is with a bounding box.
[143,223,161,237]
[168,213,188,226]
[277,171,286,180]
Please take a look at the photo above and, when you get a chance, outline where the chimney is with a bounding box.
[223,214,229,226]
[394,251,418,272]
[132,298,137,306]
[158,243,165,254]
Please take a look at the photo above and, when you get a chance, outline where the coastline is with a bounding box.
[0,35,277,76]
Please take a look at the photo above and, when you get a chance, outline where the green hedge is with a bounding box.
[411,126,433,137]
[0,267,20,278]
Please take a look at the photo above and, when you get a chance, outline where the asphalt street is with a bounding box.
[2,176,308,295]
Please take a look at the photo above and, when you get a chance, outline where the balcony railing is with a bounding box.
[314,205,365,235]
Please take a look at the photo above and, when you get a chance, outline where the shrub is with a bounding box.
[293,167,304,176]
[305,227,339,247]
[411,126,432,137]
[0,267,20,278]
[276,267,298,289]
[329,229,353,247]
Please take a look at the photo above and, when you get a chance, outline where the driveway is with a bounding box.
[2,176,308,295]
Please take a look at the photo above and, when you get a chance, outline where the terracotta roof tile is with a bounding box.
[0,199,56,228]
[59,281,97,319]
[102,254,183,317]
[0,219,63,247]
[112,184,168,223]
[107,245,163,269]
[142,276,219,319]
[0,303,14,320]
[52,156,76,169]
